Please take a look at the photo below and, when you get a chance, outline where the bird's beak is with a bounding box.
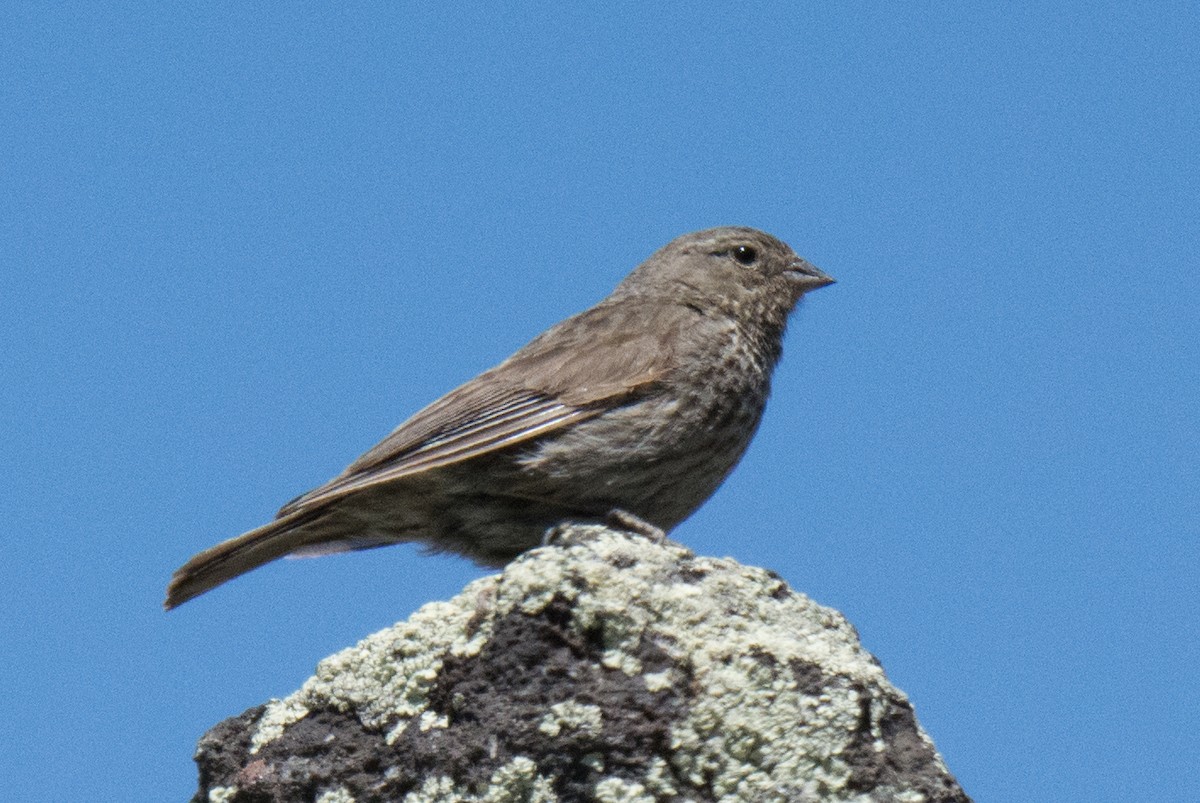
[786,258,836,291]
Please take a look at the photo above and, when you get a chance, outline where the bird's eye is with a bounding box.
[732,245,758,266]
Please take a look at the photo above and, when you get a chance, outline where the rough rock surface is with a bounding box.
[190,526,969,802]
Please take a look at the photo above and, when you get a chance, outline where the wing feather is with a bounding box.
[276,391,598,517]
[276,298,684,519]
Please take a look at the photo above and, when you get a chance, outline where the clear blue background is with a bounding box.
[3,4,1196,800]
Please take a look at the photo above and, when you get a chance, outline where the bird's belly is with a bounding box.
[515,387,764,529]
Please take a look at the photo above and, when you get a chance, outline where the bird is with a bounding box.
[165,226,834,609]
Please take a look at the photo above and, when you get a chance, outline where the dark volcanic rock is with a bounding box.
[190,526,969,802]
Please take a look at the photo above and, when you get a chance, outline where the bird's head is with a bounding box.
[615,226,834,326]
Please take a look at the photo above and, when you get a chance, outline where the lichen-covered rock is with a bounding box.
[190,526,969,802]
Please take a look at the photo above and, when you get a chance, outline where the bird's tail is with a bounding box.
[164,509,334,610]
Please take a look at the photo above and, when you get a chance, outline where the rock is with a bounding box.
[190,526,969,802]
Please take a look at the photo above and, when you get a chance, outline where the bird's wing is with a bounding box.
[276,300,677,518]
[274,386,602,517]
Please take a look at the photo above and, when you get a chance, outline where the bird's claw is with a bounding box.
[540,509,666,549]
[604,508,667,543]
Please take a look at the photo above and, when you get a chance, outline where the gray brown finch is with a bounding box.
[165,227,834,609]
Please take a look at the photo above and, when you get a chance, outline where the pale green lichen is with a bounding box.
[581,753,605,774]
[592,776,655,803]
[500,529,922,801]
[600,648,642,674]
[249,695,310,754]
[639,758,680,799]
[894,792,932,803]
[537,701,603,737]
[250,576,503,753]
[315,788,357,803]
[207,787,238,803]
[481,757,559,802]
[641,669,673,692]
[400,757,561,802]
[402,776,459,803]
[418,709,450,731]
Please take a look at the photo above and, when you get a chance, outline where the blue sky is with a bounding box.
[3,4,1196,800]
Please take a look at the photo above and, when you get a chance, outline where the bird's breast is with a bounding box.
[513,327,773,529]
